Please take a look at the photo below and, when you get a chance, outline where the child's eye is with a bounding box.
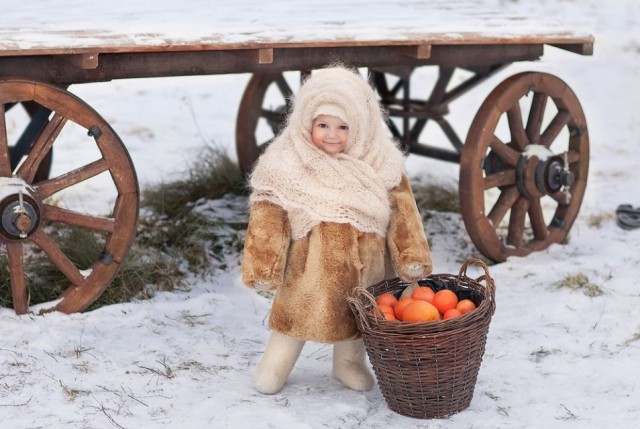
[339,125,349,131]
[317,123,328,128]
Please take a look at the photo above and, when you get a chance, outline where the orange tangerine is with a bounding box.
[432,289,459,315]
[402,300,441,323]
[411,286,435,303]
[381,308,397,321]
[443,308,463,320]
[394,297,415,321]
[371,304,396,321]
[456,299,477,314]
[376,293,398,308]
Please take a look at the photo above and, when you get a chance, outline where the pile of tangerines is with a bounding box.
[372,286,477,322]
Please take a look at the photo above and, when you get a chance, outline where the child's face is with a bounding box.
[311,114,349,154]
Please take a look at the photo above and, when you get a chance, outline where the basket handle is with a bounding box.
[348,286,379,330]
[458,258,496,305]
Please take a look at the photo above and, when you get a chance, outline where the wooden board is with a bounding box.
[0,0,594,57]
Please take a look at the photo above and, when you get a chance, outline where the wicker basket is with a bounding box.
[348,258,496,419]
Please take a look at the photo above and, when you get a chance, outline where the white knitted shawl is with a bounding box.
[249,66,406,240]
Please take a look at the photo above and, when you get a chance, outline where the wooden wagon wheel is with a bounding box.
[236,71,310,176]
[0,79,139,314]
[459,72,589,262]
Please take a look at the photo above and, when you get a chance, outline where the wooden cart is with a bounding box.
[0,2,593,314]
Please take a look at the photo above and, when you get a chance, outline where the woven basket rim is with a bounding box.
[348,259,496,336]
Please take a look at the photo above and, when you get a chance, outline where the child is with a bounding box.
[242,65,432,394]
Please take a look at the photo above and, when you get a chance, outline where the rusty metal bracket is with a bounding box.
[88,125,102,139]
[99,250,114,266]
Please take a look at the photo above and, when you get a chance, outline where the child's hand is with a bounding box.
[252,280,275,292]
[400,263,429,282]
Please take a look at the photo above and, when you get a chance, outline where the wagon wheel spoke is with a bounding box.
[28,228,86,286]
[460,72,589,262]
[483,170,516,189]
[5,242,29,314]
[35,159,110,199]
[16,113,67,183]
[386,117,402,140]
[409,117,428,142]
[274,75,293,100]
[549,190,569,205]
[566,149,580,164]
[541,110,571,148]
[506,196,529,247]
[372,71,405,102]
[489,135,520,167]
[526,92,547,144]
[260,109,287,135]
[482,135,519,190]
[507,103,528,151]
[528,197,549,240]
[0,105,11,176]
[487,186,520,227]
[3,102,55,182]
[42,205,115,233]
[389,79,403,97]
[275,75,295,118]
[261,108,284,123]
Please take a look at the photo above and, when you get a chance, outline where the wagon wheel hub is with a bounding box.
[0,179,41,240]
[544,155,575,192]
[514,147,575,200]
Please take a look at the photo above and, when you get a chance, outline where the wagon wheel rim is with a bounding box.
[236,71,308,177]
[0,79,139,314]
[460,72,589,262]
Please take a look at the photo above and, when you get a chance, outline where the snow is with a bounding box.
[1,0,640,428]
[0,0,592,53]
[522,144,554,161]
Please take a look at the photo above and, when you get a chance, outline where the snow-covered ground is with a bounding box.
[1,0,640,428]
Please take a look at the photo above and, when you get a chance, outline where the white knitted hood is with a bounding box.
[249,66,406,239]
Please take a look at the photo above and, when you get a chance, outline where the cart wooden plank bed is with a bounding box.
[0,0,594,314]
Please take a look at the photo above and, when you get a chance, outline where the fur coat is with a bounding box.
[242,175,432,343]
[242,66,432,343]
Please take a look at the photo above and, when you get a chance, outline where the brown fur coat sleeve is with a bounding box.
[241,201,290,290]
[387,175,433,281]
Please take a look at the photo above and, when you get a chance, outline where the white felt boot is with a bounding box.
[254,331,306,394]
[332,339,374,391]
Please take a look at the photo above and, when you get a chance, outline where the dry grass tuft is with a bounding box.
[555,273,604,297]
[141,146,245,219]
[585,212,613,229]
[411,179,460,214]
